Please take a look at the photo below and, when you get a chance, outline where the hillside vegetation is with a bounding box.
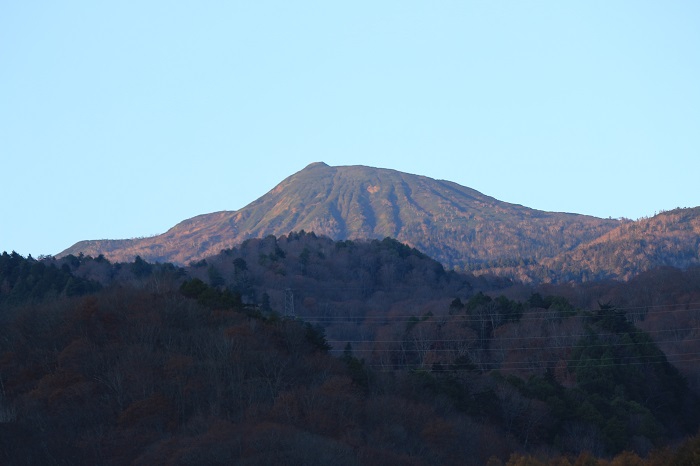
[540,207,700,281]
[5,237,700,464]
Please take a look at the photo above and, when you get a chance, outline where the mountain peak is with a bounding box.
[58,163,623,272]
[304,161,329,169]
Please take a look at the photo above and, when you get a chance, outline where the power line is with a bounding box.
[289,296,700,372]
[309,315,698,322]
[326,326,700,344]
[367,355,700,369]
[296,305,700,324]
[366,357,700,373]
[329,327,700,342]
[284,288,295,318]
[328,337,700,353]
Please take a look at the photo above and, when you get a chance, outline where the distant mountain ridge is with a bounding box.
[539,207,700,281]
[58,163,700,282]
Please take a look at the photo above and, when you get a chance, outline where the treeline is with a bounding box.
[1,245,699,464]
[0,251,101,305]
[493,432,700,465]
[0,254,518,464]
[1,272,357,464]
[183,232,495,345]
[529,265,700,394]
[353,292,698,457]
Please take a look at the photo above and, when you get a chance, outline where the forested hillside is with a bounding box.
[3,240,700,464]
[468,207,700,283]
[0,251,101,305]
[541,207,700,281]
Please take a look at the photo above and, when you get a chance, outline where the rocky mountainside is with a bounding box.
[58,162,621,270]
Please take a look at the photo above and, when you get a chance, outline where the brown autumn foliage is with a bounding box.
[3,241,700,464]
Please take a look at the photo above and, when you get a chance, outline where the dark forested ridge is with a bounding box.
[3,235,700,465]
[0,251,101,305]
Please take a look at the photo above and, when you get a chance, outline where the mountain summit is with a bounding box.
[59,163,620,269]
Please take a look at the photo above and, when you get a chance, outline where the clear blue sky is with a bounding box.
[2,1,699,257]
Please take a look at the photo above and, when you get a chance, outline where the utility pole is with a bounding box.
[284,288,295,318]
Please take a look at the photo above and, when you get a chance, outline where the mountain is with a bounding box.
[473,207,700,283]
[59,162,621,270]
[540,207,700,281]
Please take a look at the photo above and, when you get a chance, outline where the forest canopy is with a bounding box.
[1,238,699,465]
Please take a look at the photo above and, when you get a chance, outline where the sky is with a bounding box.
[2,1,699,257]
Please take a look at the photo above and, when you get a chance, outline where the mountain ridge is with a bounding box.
[59,163,619,267]
[58,163,699,282]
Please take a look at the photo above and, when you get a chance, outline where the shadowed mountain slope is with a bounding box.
[59,163,621,268]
